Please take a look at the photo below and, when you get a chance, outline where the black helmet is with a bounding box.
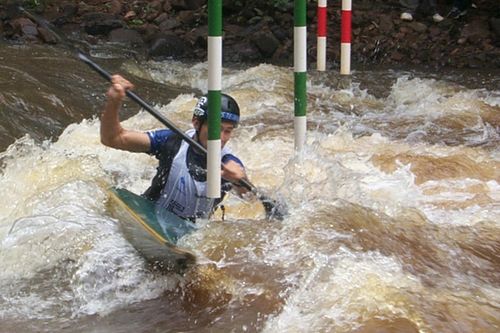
[193,93,240,127]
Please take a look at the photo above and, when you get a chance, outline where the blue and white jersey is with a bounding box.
[147,128,244,220]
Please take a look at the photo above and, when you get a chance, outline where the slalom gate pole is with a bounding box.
[317,0,327,71]
[340,0,352,75]
[294,0,307,152]
[207,0,222,198]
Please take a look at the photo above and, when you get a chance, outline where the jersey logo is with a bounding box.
[176,176,186,194]
[167,200,185,213]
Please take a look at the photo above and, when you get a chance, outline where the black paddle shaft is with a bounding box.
[78,53,287,219]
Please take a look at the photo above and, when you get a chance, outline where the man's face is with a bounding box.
[194,119,235,149]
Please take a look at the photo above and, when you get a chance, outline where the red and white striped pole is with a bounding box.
[317,0,327,71]
[340,0,351,75]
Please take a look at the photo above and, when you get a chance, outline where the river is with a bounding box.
[0,42,499,333]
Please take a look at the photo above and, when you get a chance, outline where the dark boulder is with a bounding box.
[109,28,144,46]
[148,33,191,58]
[170,0,205,11]
[9,17,38,40]
[37,26,58,44]
[82,12,124,35]
[490,17,500,42]
[251,30,280,58]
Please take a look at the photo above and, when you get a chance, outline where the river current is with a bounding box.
[0,43,498,333]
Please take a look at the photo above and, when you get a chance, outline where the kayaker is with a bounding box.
[101,74,249,221]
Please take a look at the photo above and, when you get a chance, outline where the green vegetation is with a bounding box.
[23,0,40,8]
[22,0,52,10]
[128,19,145,27]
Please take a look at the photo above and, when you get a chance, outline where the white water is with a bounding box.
[0,58,499,332]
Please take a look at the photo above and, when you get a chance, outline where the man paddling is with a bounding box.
[101,75,249,221]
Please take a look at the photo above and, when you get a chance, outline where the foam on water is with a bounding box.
[262,249,425,333]
[0,57,498,331]
[0,109,192,319]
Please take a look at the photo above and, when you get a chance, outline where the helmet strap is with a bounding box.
[194,118,204,144]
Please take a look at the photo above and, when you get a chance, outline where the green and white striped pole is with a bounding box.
[207,0,222,198]
[294,0,307,151]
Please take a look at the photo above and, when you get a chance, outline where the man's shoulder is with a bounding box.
[148,129,176,156]
[222,151,244,167]
[148,128,174,140]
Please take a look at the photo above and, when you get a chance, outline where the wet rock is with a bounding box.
[391,51,404,61]
[378,14,394,33]
[178,10,196,25]
[251,30,280,58]
[171,0,205,11]
[429,26,441,38]
[399,26,411,34]
[77,2,94,16]
[62,3,78,18]
[48,3,78,26]
[222,0,244,14]
[109,28,144,46]
[108,0,123,16]
[461,19,491,41]
[159,18,181,32]
[124,11,136,21]
[137,23,160,42]
[224,24,244,38]
[145,10,161,23]
[0,0,498,69]
[187,25,208,49]
[9,18,38,40]
[228,41,261,62]
[148,33,190,58]
[154,12,169,25]
[467,57,482,69]
[59,22,81,36]
[82,12,124,35]
[270,24,289,40]
[148,0,164,12]
[4,3,22,20]
[163,1,173,12]
[490,18,500,40]
[37,26,58,44]
[281,11,294,23]
[409,22,427,33]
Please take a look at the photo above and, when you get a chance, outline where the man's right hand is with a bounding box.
[100,74,150,152]
[106,75,134,105]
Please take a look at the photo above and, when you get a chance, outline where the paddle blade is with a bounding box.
[259,194,288,221]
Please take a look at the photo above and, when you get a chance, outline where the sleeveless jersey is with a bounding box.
[146,129,243,220]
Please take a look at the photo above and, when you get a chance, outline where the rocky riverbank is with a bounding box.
[1,0,499,70]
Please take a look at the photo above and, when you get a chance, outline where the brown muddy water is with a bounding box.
[0,43,499,333]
